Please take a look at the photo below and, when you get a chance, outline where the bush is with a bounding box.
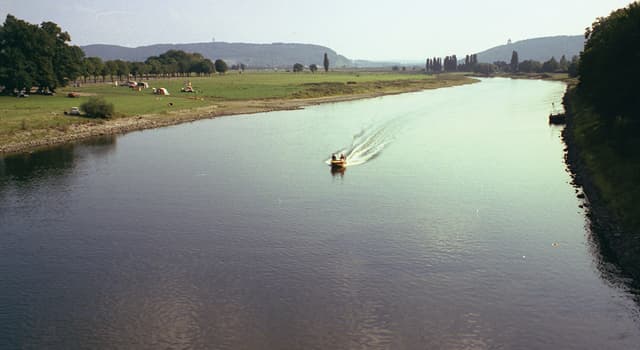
[80,97,114,118]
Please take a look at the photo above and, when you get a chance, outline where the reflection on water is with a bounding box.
[330,166,346,177]
[1,79,639,349]
[0,135,116,185]
[0,145,75,182]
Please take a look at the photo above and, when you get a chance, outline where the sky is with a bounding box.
[1,0,633,61]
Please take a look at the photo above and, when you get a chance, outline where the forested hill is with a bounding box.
[81,42,352,68]
[477,35,584,63]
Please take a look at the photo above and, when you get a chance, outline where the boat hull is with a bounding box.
[330,160,347,168]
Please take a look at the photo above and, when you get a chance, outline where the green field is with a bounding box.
[0,71,474,150]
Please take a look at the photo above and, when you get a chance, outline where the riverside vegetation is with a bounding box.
[562,2,640,280]
[0,72,475,153]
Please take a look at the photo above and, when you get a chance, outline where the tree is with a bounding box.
[104,60,118,82]
[510,50,519,72]
[518,60,542,73]
[114,59,129,81]
[568,55,579,78]
[473,63,495,75]
[293,63,304,72]
[85,57,103,83]
[0,15,83,93]
[559,55,568,72]
[309,64,318,73]
[578,2,640,124]
[541,56,559,72]
[323,53,329,72]
[214,59,228,74]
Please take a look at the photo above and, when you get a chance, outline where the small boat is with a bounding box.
[330,159,347,168]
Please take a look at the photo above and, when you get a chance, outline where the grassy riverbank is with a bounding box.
[562,86,640,279]
[0,72,476,154]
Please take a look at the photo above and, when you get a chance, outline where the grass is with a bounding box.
[0,71,475,150]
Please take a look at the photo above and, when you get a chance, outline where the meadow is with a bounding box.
[0,71,474,151]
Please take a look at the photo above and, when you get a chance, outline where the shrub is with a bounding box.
[80,97,114,118]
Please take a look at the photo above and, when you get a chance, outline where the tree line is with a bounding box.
[577,2,639,128]
[0,15,237,94]
[0,15,84,93]
[82,51,232,84]
[424,49,577,75]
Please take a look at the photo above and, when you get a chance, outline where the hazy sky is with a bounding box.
[1,0,633,60]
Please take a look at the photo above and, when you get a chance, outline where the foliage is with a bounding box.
[578,1,640,124]
[323,53,329,72]
[214,59,228,74]
[293,63,304,72]
[473,63,495,75]
[80,97,114,118]
[0,15,84,93]
[510,51,519,72]
[541,57,559,72]
[568,55,579,78]
[309,64,318,73]
[518,60,542,73]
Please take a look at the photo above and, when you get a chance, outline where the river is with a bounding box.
[1,78,638,349]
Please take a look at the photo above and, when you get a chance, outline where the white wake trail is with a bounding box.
[326,114,408,167]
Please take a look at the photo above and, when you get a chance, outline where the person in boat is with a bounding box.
[332,154,337,161]
[340,153,346,160]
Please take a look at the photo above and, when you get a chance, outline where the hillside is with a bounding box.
[81,42,352,68]
[476,35,584,63]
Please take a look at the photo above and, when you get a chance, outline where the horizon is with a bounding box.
[1,0,633,60]
[80,33,583,63]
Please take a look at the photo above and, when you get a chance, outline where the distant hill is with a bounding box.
[476,35,585,63]
[81,42,352,68]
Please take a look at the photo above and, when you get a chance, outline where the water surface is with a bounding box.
[1,78,639,349]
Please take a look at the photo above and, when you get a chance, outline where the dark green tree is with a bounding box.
[578,2,640,124]
[0,15,83,93]
[214,59,228,74]
[293,63,304,72]
[518,60,542,73]
[309,64,318,73]
[568,55,579,78]
[559,55,568,71]
[323,53,329,72]
[541,57,559,73]
[510,50,519,72]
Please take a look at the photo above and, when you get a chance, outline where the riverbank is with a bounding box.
[562,86,640,281]
[468,72,574,83]
[0,72,476,155]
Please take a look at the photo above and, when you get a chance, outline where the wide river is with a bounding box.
[1,78,639,349]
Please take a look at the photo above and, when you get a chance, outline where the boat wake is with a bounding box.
[326,116,406,167]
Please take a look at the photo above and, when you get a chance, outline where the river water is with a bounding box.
[1,78,638,349]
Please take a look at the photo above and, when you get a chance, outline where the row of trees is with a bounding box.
[425,51,576,76]
[0,15,84,93]
[0,15,238,92]
[425,54,478,73]
[507,50,577,74]
[80,51,232,83]
[425,47,582,76]
[292,53,329,73]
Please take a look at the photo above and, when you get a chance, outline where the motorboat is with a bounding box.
[330,158,347,168]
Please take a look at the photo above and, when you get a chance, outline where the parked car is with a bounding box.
[69,107,80,115]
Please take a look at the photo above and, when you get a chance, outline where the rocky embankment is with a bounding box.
[561,90,640,283]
